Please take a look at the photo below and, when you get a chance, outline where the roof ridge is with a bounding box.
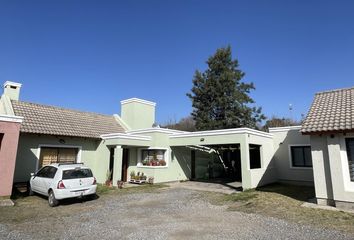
[11,100,115,118]
[315,86,354,95]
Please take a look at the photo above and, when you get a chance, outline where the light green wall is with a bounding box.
[121,102,155,130]
[170,133,246,146]
[310,135,332,201]
[126,146,191,183]
[326,133,354,203]
[270,129,313,183]
[246,134,277,188]
[14,134,100,183]
[309,134,354,205]
[93,141,113,183]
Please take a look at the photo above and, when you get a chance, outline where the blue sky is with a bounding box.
[1,1,353,124]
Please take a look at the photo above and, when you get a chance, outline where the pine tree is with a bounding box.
[187,46,265,130]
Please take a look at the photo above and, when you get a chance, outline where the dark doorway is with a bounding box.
[0,133,4,150]
[121,148,129,182]
[191,150,196,179]
[109,147,115,181]
[192,144,242,182]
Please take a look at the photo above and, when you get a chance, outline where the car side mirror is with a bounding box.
[30,173,35,177]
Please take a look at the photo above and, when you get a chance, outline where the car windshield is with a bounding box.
[62,168,93,179]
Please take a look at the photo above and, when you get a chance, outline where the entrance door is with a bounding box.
[121,149,129,182]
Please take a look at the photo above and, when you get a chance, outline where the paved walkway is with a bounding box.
[167,180,242,194]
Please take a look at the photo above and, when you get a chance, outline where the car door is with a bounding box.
[41,167,57,195]
[31,166,49,194]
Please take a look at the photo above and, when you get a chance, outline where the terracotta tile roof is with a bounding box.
[11,100,125,138]
[301,86,354,134]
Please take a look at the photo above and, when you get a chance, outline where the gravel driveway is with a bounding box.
[0,188,353,240]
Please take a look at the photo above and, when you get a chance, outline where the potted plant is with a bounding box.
[105,170,112,186]
[148,177,154,184]
[130,170,136,181]
[117,180,124,189]
[140,172,147,180]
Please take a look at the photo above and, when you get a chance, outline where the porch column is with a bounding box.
[240,135,252,189]
[112,146,123,186]
[326,135,354,205]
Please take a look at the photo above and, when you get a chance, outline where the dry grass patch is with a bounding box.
[0,183,167,225]
[96,183,168,195]
[204,183,354,233]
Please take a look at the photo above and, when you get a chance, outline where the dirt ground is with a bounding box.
[0,184,353,240]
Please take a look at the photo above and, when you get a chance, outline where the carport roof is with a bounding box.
[170,128,273,139]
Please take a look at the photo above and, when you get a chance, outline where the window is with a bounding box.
[139,149,167,167]
[290,146,312,167]
[62,169,93,179]
[36,166,57,178]
[345,138,354,181]
[249,144,261,169]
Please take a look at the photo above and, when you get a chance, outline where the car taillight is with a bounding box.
[93,177,97,185]
[57,180,66,189]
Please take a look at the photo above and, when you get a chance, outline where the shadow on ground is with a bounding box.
[255,183,316,202]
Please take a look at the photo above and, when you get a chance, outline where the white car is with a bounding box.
[29,163,97,207]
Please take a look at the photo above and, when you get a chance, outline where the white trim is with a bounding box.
[288,144,313,169]
[3,81,22,88]
[0,114,23,123]
[35,144,82,171]
[100,133,151,141]
[113,114,131,131]
[268,126,302,133]
[170,128,273,139]
[127,128,187,135]
[120,98,156,107]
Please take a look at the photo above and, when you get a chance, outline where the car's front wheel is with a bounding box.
[48,190,59,207]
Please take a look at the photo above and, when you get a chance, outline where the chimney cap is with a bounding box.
[120,98,156,107]
[4,81,22,88]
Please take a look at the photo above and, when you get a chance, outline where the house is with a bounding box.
[0,81,352,210]
[301,87,354,210]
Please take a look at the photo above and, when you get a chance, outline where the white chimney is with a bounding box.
[3,81,22,101]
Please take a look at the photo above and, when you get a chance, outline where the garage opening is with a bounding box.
[39,147,79,168]
[190,144,242,182]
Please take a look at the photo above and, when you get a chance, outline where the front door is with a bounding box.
[121,149,129,182]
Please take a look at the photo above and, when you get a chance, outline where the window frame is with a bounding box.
[249,144,262,169]
[137,148,169,168]
[289,144,313,168]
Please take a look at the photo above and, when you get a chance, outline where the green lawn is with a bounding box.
[204,183,354,233]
